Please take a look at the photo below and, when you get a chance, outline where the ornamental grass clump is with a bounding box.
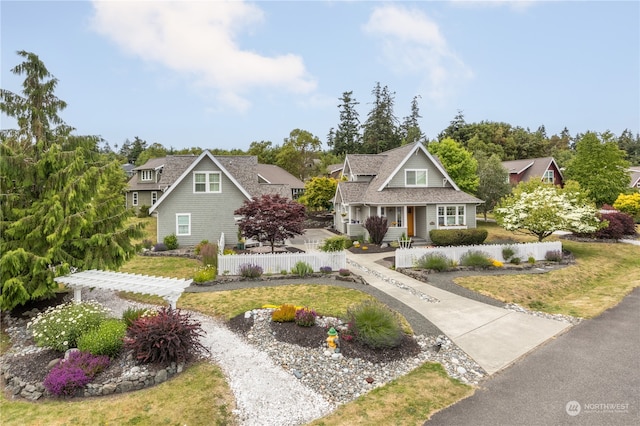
[27,301,110,351]
[294,307,317,327]
[544,250,563,262]
[77,319,127,358]
[125,307,208,365]
[239,263,263,279]
[43,351,110,397]
[415,252,453,272]
[459,250,493,268]
[271,304,297,322]
[319,266,332,274]
[291,261,314,277]
[346,300,404,349]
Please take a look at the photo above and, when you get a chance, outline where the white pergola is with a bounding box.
[54,270,193,309]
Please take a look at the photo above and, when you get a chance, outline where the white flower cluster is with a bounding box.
[27,301,111,351]
[496,186,600,237]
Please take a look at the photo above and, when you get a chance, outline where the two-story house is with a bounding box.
[333,142,483,243]
[502,157,564,187]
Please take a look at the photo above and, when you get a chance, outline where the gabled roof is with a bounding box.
[132,157,166,171]
[502,157,563,181]
[256,164,305,189]
[375,143,460,192]
[149,151,253,213]
[337,142,482,205]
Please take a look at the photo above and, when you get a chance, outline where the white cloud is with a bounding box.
[362,5,473,104]
[90,0,316,111]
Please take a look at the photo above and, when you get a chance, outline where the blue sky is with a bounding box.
[2,1,638,152]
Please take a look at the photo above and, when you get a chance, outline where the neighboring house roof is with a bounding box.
[338,142,482,205]
[256,164,305,189]
[326,163,344,179]
[502,157,563,182]
[127,155,196,192]
[629,167,640,188]
[147,151,301,214]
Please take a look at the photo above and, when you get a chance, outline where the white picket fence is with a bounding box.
[395,241,563,268]
[218,251,346,275]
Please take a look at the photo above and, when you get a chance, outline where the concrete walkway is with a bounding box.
[291,229,571,375]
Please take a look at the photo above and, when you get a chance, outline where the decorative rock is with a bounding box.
[293,369,303,379]
[457,366,467,375]
[155,369,168,384]
[47,358,61,370]
[244,311,252,319]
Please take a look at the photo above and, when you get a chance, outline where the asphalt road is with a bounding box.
[426,287,640,426]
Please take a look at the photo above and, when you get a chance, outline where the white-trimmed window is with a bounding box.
[176,213,191,236]
[132,192,138,206]
[543,170,554,183]
[140,170,153,181]
[151,191,158,205]
[437,205,466,227]
[381,206,402,227]
[405,169,427,187]
[193,172,221,193]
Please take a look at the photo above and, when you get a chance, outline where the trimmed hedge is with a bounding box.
[429,228,488,246]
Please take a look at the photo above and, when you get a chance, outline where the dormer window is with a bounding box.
[405,169,427,187]
[140,170,153,181]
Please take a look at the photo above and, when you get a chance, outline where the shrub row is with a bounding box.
[429,229,488,246]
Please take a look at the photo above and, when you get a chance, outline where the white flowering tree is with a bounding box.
[494,180,602,241]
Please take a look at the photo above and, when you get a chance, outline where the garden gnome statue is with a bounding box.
[326,327,340,353]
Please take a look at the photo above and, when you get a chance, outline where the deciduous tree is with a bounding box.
[297,177,338,211]
[427,138,479,194]
[276,129,321,180]
[565,132,630,206]
[475,152,511,220]
[494,180,601,241]
[234,194,306,253]
[0,51,143,310]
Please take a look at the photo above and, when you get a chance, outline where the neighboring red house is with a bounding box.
[502,157,564,187]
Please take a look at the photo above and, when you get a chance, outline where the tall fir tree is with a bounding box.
[400,95,425,145]
[328,91,361,156]
[0,51,143,310]
[361,82,400,154]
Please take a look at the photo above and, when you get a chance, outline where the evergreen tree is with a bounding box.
[400,95,425,145]
[361,82,400,154]
[0,51,143,310]
[329,91,361,156]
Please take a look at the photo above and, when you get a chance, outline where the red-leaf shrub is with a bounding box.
[595,212,636,239]
[364,216,389,245]
[124,307,208,365]
[43,351,110,397]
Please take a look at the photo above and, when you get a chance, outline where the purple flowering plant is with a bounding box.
[43,351,110,397]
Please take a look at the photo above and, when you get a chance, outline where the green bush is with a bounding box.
[77,319,127,358]
[163,234,179,250]
[364,216,389,245]
[27,301,109,351]
[459,250,492,267]
[137,205,150,218]
[346,300,404,349]
[194,240,209,255]
[291,261,313,277]
[501,246,516,261]
[320,235,351,252]
[194,265,217,283]
[415,252,453,271]
[429,229,488,246]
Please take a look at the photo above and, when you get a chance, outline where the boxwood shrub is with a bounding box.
[429,229,488,246]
